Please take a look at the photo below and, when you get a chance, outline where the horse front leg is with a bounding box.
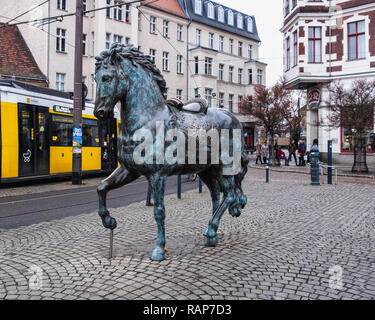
[150,174,167,261]
[98,164,140,229]
[204,176,236,247]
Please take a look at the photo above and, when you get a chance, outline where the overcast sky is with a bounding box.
[215,0,283,87]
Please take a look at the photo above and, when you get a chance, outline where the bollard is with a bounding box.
[177,175,181,199]
[146,184,152,206]
[328,140,333,185]
[266,159,269,183]
[199,178,203,193]
[310,144,320,185]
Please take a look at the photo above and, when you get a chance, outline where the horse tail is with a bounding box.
[229,150,249,217]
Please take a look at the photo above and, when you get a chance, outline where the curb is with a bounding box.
[248,164,375,180]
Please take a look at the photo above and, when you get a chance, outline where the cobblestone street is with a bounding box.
[0,169,375,300]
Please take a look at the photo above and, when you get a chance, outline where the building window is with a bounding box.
[177,24,183,41]
[248,69,253,84]
[194,0,202,15]
[82,34,87,55]
[56,28,66,52]
[196,29,201,46]
[238,68,243,84]
[91,32,95,56]
[194,88,199,98]
[219,92,224,108]
[238,95,243,110]
[229,94,233,113]
[56,73,65,91]
[106,33,111,49]
[348,20,365,60]
[125,37,130,45]
[229,39,234,54]
[248,44,253,59]
[308,26,322,63]
[248,17,253,33]
[205,89,213,107]
[194,56,199,74]
[125,4,130,22]
[149,49,156,63]
[91,74,95,100]
[150,16,156,33]
[238,41,243,56]
[218,64,224,81]
[237,14,243,29]
[342,128,374,153]
[177,55,183,73]
[218,6,224,23]
[293,30,298,66]
[229,66,233,82]
[205,57,212,75]
[207,2,214,19]
[163,20,169,38]
[106,0,111,18]
[83,0,87,15]
[57,0,66,10]
[176,89,183,100]
[114,1,122,21]
[113,34,122,43]
[219,36,224,51]
[257,69,263,85]
[228,10,234,26]
[286,36,290,70]
[162,52,169,71]
[209,33,214,49]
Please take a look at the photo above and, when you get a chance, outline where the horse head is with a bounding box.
[94,43,130,120]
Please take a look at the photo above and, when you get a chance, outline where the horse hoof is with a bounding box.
[151,247,165,261]
[103,216,117,230]
[203,226,216,238]
[205,236,218,247]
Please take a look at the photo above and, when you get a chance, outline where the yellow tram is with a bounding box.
[0,80,120,183]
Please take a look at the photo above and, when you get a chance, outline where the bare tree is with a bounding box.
[239,80,292,165]
[327,80,375,172]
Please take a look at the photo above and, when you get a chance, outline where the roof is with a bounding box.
[178,0,261,42]
[0,23,47,84]
[142,0,187,18]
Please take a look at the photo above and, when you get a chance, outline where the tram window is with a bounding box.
[82,118,99,147]
[51,115,73,146]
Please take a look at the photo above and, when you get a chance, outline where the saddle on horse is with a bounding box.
[166,97,208,115]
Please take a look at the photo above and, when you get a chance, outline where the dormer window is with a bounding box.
[207,2,214,19]
[218,6,224,23]
[228,10,234,26]
[247,17,253,33]
[194,0,202,15]
[237,13,243,29]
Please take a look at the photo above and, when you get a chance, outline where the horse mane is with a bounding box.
[95,43,167,95]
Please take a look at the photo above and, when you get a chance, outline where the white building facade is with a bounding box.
[281,0,375,165]
[0,0,266,150]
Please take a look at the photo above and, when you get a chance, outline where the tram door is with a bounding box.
[99,118,118,171]
[18,104,50,177]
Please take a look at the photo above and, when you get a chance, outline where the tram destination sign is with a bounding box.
[53,105,73,114]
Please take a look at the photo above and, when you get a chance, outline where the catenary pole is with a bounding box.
[72,0,83,185]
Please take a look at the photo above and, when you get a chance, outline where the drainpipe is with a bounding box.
[47,0,51,86]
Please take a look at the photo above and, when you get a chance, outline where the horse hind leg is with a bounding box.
[98,164,140,229]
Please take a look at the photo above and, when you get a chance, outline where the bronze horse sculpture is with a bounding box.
[94,44,249,261]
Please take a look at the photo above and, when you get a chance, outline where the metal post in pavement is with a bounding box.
[146,184,152,206]
[199,178,203,193]
[328,140,333,185]
[266,159,269,183]
[177,175,181,199]
[109,229,113,259]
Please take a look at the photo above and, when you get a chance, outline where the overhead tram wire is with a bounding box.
[0,0,146,28]
[4,0,49,26]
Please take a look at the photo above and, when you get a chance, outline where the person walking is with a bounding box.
[255,142,263,165]
[261,141,269,165]
[288,140,297,165]
[298,140,307,166]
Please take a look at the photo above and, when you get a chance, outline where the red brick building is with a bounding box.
[0,23,47,87]
[281,0,375,165]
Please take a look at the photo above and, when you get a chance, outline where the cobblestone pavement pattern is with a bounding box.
[0,169,375,300]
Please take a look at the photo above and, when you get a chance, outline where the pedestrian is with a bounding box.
[255,142,263,165]
[276,147,285,166]
[261,141,269,165]
[288,140,297,165]
[274,142,281,166]
[298,140,306,166]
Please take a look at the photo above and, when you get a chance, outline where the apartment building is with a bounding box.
[0,0,266,149]
[281,0,375,164]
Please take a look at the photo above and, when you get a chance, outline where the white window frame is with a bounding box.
[113,34,122,43]
[163,20,169,38]
[114,2,122,21]
[196,29,201,46]
[149,49,156,63]
[194,0,202,15]
[105,33,111,49]
[207,2,214,19]
[91,32,95,56]
[205,57,213,75]
[228,10,234,26]
[248,44,253,59]
[177,24,183,41]
[82,34,87,55]
[150,16,156,33]
[209,33,214,49]
[237,13,243,29]
[56,28,66,52]
[106,0,111,18]
[218,6,224,23]
[177,55,183,73]
[248,17,253,33]
[56,73,65,91]
[219,36,224,51]
[162,51,169,71]
[176,89,183,100]
[57,0,66,10]
[205,88,213,107]
[218,64,224,81]
[257,69,263,85]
